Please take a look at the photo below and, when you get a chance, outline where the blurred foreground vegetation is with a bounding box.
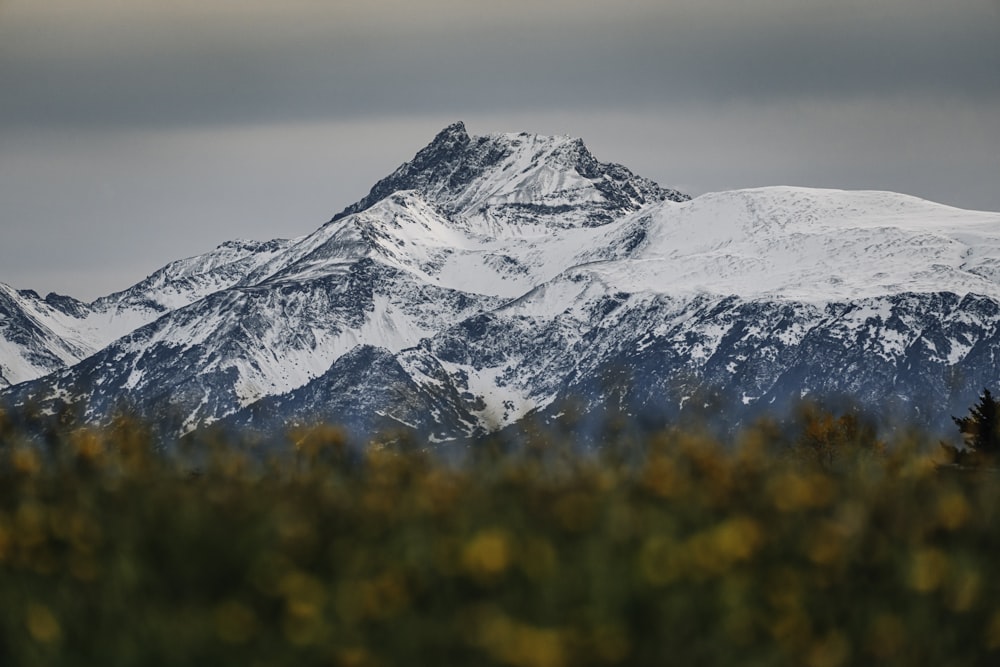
[2,406,1000,666]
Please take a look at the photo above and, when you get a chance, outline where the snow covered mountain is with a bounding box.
[0,285,93,388]
[0,239,295,389]
[3,123,1000,442]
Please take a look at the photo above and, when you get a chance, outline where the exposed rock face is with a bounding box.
[332,121,688,229]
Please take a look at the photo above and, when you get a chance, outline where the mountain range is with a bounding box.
[3,121,1000,443]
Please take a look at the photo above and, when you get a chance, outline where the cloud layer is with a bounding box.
[1,0,998,298]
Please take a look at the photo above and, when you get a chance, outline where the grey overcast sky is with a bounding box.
[1,0,999,300]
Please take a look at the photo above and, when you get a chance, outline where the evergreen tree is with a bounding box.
[945,388,1000,466]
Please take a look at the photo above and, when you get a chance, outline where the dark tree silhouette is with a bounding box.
[944,388,1000,466]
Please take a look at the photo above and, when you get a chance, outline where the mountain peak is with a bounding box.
[431,121,470,145]
[330,124,687,227]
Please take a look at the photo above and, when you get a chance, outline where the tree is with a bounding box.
[791,403,884,470]
[944,388,1000,466]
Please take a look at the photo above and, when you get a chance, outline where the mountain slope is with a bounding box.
[0,284,94,387]
[597,187,1000,301]
[0,239,295,388]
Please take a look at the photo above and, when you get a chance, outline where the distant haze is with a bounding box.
[1,0,998,300]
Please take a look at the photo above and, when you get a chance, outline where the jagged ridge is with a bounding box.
[332,121,688,229]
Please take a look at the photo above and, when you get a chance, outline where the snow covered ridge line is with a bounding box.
[596,185,1000,302]
[0,237,298,387]
[3,122,1000,442]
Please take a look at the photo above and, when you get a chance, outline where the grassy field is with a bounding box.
[2,409,1000,666]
